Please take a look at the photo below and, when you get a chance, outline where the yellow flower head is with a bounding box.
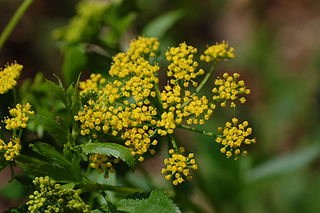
[0,62,23,94]
[27,176,90,213]
[166,42,204,87]
[79,73,106,95]
[122,127,157,161]
[3,103,34,130]
[200,41,235,62]
[216,118,256,159]
[127,36,160,59]
[161,148,198,185]
[212,73,250,108]
[89,153,119,174]
[0,137,21,161]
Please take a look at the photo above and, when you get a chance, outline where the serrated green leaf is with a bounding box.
[143,10,184,39]
[31,142,70,167]
[45,79,67,106]
[66,79,81,114]
[82,143,135,167]
[29,114,69,144]
[116,190,179,213]
[16,155,77,182]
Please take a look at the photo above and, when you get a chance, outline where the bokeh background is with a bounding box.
[1,0,320,212]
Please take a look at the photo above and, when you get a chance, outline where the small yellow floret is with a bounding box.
[3,103,34,130]
[200,41,235,62]
[0,137,21,161]
[161,148,198,185]
[0,62,23,94]
[215,118,255,159]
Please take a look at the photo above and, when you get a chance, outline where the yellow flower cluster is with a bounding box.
[75,99,157,138]
[0,62,23,94]
[122,127,158,161]
[127,36,159,59]
[27,176,90,213]
[76,37,161,161]
[89,153,119,174]
[200,41,235,62]
[212,73,250,108]
[161,148,198,185]
[216,118,256,159]
[166,42,204,87]
[157,84,214,135]
[3,103,34,130]
[0,137,21,161]
[79,73,106,95]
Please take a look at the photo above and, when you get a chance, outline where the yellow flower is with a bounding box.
[166,42,204,87]
[0,137,21,161]
[3,103,34,130]
[89,153,119,174]
[0,62,23,94]
[27,176,90,213]
[79,73,106,95]
[200,41,235,62]
[212,73,250,108]
[216,118,256,159]
[122,127,157,161]
[161,148,198,185]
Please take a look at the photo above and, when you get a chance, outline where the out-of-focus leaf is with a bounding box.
[143,10,184,39]
[0,155,9,172]
[246,143,320,182]
[116,190,180,213]
[62,43,87,85]
[29,114,69,144]
[81,143,135,168]
[31,142,69,167]
[0,180,26,200]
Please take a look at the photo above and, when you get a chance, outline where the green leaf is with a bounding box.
[45,79,67,106]
[142,10,184,39]
[246,143,320,182]
[116,190,179,213]
[31,142,70,167]
[0,155,9,172]
[62,43,88,85]
[66,79,81,114]
[81,143,135,167]
[16,155,77,182]
[29,114,69,144]
[4,204,29,213]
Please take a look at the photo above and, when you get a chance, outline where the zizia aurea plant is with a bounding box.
[0,36,255,212]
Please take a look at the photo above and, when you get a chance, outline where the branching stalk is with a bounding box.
[0,0,35,49]
[178,124,217,138]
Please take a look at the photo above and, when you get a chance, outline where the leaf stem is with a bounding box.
[0,0,35,49]
[167,134,178,152]
[79,182,143,194]
[196,60,217,94]
[178,124,217,138]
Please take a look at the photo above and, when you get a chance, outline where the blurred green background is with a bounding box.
[1,0,320,212]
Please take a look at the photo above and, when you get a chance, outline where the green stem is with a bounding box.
[178,124,217,138]
[0,0,35,49]
[196,61,217,94]
[167,134,178,152]
[79,182,143,194]
[153,83,164,114]
[9,163,15,182]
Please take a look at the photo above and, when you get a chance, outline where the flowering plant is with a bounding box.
[0,36,255,212]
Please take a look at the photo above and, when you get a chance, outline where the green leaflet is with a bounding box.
[29,114,69,145]
[17,142,82,182]
[143,10,184,39]
[116,190,180,213]
[81,143,135,168]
